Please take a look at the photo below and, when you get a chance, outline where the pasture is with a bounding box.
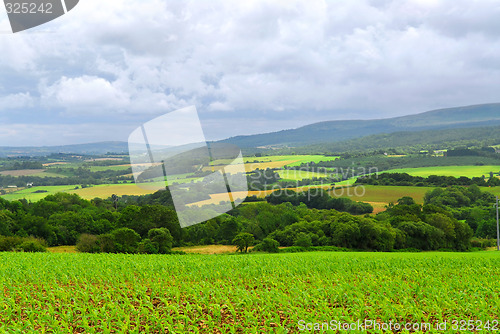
[0,185,81,201]
[208,155,338,173]
[244,155,338,167]
[189,185,431,209]
[0,169,65,178]
[338,185,432,204]
[0,169,45,177]
[1,184,157,201]
[0,251,498,333]
[278,169,328,180]
[382,165,500,178]
[185,184,500,211]
[88,165,132,172]
[70,184,157,199]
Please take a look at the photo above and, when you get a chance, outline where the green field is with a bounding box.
[0,185,80,201]
[45,162,82,169]
[70,184,157,199]
[278,170,328,181]
[486,187,500,197]
[32,171,68,178]
[334,185,433,204]
[383,165,500,178]
[244,154,337,164]
[1,183,157,201]
[334,185,500,206]
[0,252,498,333]
[88,165,131,172]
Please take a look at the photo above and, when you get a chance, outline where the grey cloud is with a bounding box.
[0,0,499,145]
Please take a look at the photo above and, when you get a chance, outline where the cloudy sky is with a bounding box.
[0,0,499,146]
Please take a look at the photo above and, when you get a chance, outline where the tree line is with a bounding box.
[1,184,496,253]
[0,167,133,187]
[356,172,500,187]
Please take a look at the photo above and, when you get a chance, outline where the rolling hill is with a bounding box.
[0,141,128,157]
[298,125,500,154]
[222,103,500,148]
[1,103,499,156]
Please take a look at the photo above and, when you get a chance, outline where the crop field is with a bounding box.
[0,185,81,201]
[172,245,239,254]
[33,171,69,178]
[208,155,338,172]
[382,165,500,178]
[0,252,498,333]
[278,170,328,180]
[246,155,338,167]
[70,184,157,199]
[188,186,335,207]
[42,162,69,167]
[0,169,67,178]
[334,185,500,206]
[88,165,132,172]
[0,169,43,176]
[1,184,157,201]
[485,186,500,197]
[336,185,432,204]
[45,162,84,169]
[189,185,431,209]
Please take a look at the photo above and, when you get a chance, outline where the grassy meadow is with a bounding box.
[278,169,328,180]
[1,184,157,201]
[0,251,498,333]
[382,165,500,178]
[1,185,82,201]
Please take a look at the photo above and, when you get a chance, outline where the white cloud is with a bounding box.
[41,76,130,112]
[0,93,34,110]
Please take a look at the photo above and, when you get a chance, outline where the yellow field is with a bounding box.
[47,246,77,253]
[42,162,68,166]
[204,160,301,174]
[172,245,238,254]
[51,243,239,255]
[365,202,389,214]
[69,184,156,199]
[187,184,434,215]
[278,170,327,180]
[187,185,335,207]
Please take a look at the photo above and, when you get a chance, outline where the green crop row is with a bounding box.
[0,251,499,333]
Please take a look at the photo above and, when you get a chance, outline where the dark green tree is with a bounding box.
[233,232,254,253]
[148,228,173,254]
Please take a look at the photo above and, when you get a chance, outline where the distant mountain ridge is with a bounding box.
[0,141,128,157]
[1,103,499,156]
[221,103,500,148]
[298,125,500,154]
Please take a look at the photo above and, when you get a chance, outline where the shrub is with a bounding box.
[111,228,140,253]
[137,239,159,254]
[293,232,312,248]
[148,228,173,254]
[0,236,46,252]
[76,234,100,253]
[0,236,24,252]
[470,238,496,249]
[252,238,280,253]
[97,233,115,253]
[18,240,47,252]
[280,246,349,253]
